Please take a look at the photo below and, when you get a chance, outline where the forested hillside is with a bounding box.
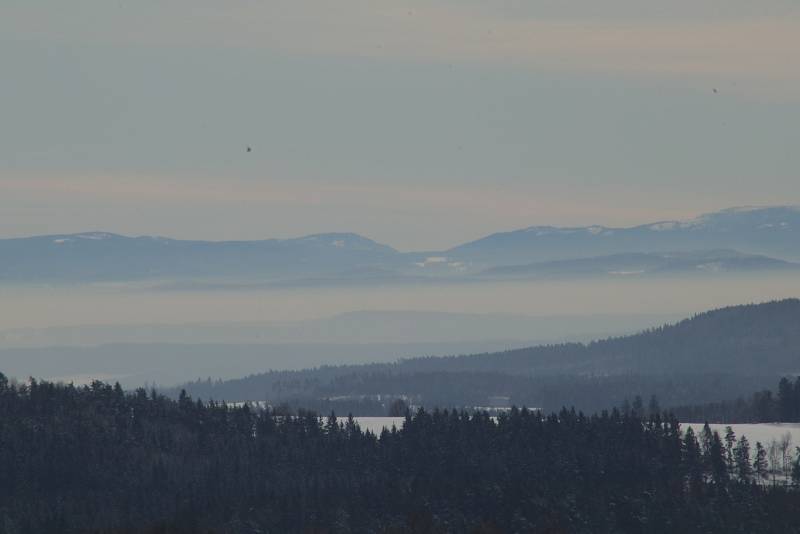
[1,376,800,533]
[672,376,800,423]
[394,298,800,376]
[176,300,800,413]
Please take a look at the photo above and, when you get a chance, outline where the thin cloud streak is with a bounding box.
[2,2,798,94]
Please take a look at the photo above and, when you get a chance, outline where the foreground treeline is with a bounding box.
[2,375,800,533]
[672,376,800,423]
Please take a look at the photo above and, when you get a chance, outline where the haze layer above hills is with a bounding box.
[0,311,680,387]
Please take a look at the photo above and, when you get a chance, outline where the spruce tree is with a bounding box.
[683,427,704,493]
[724,426,736,472]
[708,431,729,486]
[753,442,769,485]
[734,436,752,482]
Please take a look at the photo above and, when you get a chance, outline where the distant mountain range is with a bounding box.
[0,231,396,282]
[447,206,800,266]
[2,206,798,283]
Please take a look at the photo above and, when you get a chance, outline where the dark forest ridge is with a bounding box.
[1,206,799,282]
[176,299,800,413]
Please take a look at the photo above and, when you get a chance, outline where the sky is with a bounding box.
[2,1,799,250]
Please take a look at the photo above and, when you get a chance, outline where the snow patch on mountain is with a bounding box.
[647,222,679,231]
[75,232,116,240]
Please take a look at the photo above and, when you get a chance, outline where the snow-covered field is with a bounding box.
[682,423,800,447]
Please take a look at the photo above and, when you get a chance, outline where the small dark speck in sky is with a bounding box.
[713,88,718,94]
[246,147,252,153]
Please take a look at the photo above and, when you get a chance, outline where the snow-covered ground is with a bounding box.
[682,422,800,448]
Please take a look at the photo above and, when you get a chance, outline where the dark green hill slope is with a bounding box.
[175,299,800,412]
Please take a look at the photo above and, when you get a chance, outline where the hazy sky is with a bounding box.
[2,1,799,250]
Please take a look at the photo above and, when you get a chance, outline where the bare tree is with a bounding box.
[768,439,781,485]
[779,433,793,479]
[754,442,769,485]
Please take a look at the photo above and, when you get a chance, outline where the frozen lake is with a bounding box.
[353,417,405,434]
[351,417,800,447]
